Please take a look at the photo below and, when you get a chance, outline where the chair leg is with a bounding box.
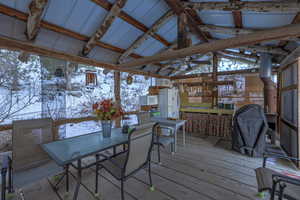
[66,165,69,193]
[148,161,153,186]
[95,155,99,195]
[270,179,278,200]
[148,161,155,191]
[1,167,7,200]
[157,144,161,164]
[121,180,125,200]
[8,158,13,193]
[278,183,286,200]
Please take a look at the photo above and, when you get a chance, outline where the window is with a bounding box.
[85,71,97,86]
[121,73,151,112]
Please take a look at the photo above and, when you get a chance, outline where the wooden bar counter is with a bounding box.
[180,107,233,139]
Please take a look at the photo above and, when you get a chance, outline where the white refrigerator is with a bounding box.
[159,88,180,119]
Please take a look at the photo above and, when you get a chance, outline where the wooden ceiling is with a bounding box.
[0,0,300,78]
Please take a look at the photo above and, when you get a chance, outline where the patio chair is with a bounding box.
[137,112,175,163]
[255,152,300,200]
[1,118,62,200]
[94,122,158,200]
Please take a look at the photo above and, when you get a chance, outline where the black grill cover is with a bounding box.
[232,104,268,157]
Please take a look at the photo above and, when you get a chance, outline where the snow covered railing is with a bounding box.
[0,111,139,138]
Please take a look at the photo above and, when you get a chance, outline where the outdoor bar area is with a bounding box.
[1,0,300,200]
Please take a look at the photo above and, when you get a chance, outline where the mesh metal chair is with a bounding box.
[1,118,62,200]
[137,112,175,163]
[95,122,158,200]
[255,153,300,200]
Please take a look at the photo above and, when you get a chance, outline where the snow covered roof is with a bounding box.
[0,0,298,78]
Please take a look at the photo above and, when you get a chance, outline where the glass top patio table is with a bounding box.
[42,128,128,166]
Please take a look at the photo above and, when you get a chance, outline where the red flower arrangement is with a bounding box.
[92,99,124,121]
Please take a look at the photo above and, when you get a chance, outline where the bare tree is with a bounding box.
[0,49,41,123]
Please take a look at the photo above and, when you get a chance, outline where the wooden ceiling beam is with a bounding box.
[91,0,171,46]
[171,68,278,80]
[280,46,300,67]
[217,53,257,65]
[82,0,127,56]
[230,0,243,28]
[0,35,169,79]
[0,5,148,60]
[238,45,288,55]
[165,0,210,42]
[26,0,48,40]
[184,1,300,12]
[118,23,300,68]
[279,13,300,47]
[178,12,189,49]
[198,24,300,45]
[198,24,255,35]
[221,50,259,60]
[118,10,174,62]
[174,63,211,76]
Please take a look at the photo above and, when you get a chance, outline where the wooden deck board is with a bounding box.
[5,134,298,200]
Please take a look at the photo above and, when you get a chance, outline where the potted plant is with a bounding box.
[92,99,124,138]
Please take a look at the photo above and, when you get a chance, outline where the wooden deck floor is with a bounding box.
[7,134,298,200]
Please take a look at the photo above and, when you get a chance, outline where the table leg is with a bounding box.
[174,127,177,153]
[113,146,116,155]
[66,165,69,193]
[73,159,81,200]
[183,123,186,146]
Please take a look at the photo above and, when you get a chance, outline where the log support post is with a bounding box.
[178,12,188,49]
[212,53,218,108]
[114,71,121,128]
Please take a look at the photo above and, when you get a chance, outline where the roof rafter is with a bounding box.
[0,5,150,61]
[118,10,174,63]
[279,13,300,47]
[217,52,257,66]
[0,36,169,78]
[118,23,300,68]
[221,50,259,60]
[197,24,300,44]
[82,0,127,56]
[183,1,300,12]
[91,0,171,46]
[26,0,48,40]
[238,45,288,55]
[280,46,300,67]
[165,0,210,42]
[230,0,243,28]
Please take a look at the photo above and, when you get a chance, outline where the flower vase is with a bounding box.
[101,120,112,138]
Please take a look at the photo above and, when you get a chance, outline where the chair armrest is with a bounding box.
[272,174,300,187]
[263,153,300,167]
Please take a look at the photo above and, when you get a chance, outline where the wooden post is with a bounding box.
[114,71,121,128]
[178,12,188,49]
[212,53,218,108]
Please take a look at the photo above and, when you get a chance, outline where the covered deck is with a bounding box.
[6,135,296,200]
[1,0,300,200]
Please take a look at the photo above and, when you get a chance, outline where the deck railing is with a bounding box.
[0,111,139,140]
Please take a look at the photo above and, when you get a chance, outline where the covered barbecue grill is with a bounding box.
[232,104,268,157]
